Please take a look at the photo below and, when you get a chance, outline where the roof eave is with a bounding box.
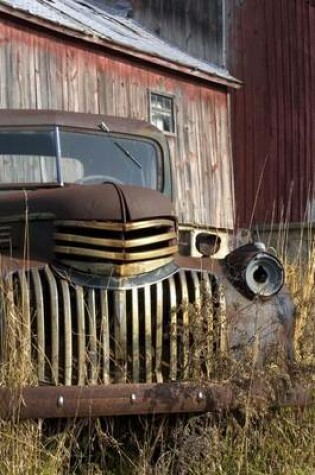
[0,3,242,90]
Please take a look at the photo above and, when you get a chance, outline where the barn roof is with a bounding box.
[0,0,241,88]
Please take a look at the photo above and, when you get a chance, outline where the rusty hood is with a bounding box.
[0,183,175,222]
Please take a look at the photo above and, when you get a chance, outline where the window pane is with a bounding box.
[60,131,159,190]
[150,92,175,133]
[0,130,57,184]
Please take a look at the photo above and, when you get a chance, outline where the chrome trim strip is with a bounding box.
[4,276,14,363]
[218,283,227,355]
[179,270,189,379]
[54,260,178,290]
[58,256,174,279]
[114,290,127,383]
[131,288,139,383]
[202,272,213,376]
[44,267,59,385]
[61,279,73,386]
[191,271,201,378]
[54,231,176,249]
[54,244,178,261]
[169,275,177,381]
[31,269,45,383]
[55,219,175,232]
[88,289,98,384]
[155,281,163,383]
[100,290,110,384]
[18,271,31,359]
[76,285,86,385]
[0,282,6,363]
[144,285,152,383]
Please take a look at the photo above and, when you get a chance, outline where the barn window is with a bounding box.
[149,92,176,134]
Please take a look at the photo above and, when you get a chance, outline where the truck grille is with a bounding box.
[54,219,178,276]
[2,267,227,386]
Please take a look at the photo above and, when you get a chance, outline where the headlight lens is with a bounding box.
[245,253,284,297]
[225,243,284,299]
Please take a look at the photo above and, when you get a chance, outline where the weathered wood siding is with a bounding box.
[132,0,224,66]
[0,18,234,229]
[227,0,315,226]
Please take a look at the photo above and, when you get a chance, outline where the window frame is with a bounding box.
[148,90,176,136]
[0,126,164,192]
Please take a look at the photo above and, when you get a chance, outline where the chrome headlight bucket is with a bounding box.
[224,243,284,299]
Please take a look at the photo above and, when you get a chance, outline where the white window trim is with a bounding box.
[148,90,176,136]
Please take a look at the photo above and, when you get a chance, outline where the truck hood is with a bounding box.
[0,183,175,222]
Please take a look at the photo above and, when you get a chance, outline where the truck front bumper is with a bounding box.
[0,381,313,419]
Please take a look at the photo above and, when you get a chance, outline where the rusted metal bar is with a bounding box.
[0,382,235,420]
[0,382,313,420]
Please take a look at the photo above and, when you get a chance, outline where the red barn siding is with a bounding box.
[0,18,234,229]
[228,0,315,227]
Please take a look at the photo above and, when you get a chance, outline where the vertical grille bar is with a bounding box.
[76,285,86,385]
[144,285,152,383]
[114,290,127,383]
[87,289,98,384]
[31,269,45,383]
[18,271,31,357]
[169,275,177,381]
[202,272,213,377]
[4,275,14,362]
[0,283,6,363]
[61,280,73,386]
[155,281,163,383]
[191,271,201,378]
[179,270,189,379]
[3,276,16,358]
[217,283,227,355]
[100,289,110,384]
[44,267,59,385]
[131,288,140,382]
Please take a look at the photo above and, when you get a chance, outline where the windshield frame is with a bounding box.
[0,125,164,192]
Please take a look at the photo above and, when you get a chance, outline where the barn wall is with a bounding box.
[227,0,315,227]
[131,0,224,66]
[0,18,234,229]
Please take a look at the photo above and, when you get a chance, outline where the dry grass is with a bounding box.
[0,250,314,474]
[0,281,61,474]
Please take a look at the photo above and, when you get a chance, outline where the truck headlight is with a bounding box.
[195,233,221,256]
[224,243,284,299]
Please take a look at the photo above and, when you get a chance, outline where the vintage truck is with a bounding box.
[0,110,294,419]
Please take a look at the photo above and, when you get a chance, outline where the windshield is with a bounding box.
[0,127,160,189]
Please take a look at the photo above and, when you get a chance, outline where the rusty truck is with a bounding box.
[0,109,294,419]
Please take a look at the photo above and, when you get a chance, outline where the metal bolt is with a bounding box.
[57,395,64,408]
[130,393,137,403]
[197,391,204,401]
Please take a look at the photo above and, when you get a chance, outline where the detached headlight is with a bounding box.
[224,243,284,299]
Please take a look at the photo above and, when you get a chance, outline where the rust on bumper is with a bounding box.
[0,383,235,419]
[0,382,313,420]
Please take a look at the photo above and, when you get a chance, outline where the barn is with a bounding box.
[227,0,315,256]
[127,0,315,257]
